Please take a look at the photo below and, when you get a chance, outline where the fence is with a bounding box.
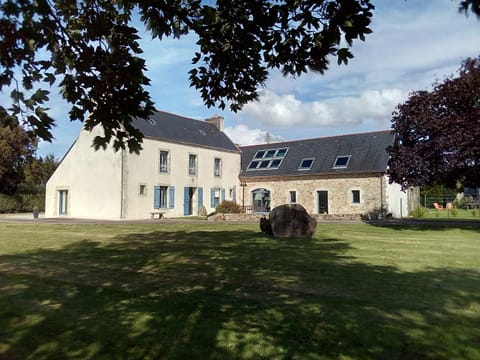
[421,195,480,210]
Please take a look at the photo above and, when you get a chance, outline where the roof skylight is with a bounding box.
[298,158,315,170]
[333,155,351,168]
[246,147,288,170]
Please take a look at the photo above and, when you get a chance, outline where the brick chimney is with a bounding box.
[205,114,224,131]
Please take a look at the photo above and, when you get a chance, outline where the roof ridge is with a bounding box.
[239,129,393,148]
[153,109,204,124]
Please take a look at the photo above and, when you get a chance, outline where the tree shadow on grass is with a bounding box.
[0,228,479,359]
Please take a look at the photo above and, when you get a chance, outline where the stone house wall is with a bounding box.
[239,173,387,217]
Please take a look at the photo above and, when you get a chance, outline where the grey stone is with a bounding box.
[269,204,317,238]
[198,205,208,217]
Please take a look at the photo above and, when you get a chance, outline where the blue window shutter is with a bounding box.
[221,188,225,202]
[183,187,189,215]
[197,187,203,209]
[168,186,175,209]
[210,188,215,208]
[153,186,160,209]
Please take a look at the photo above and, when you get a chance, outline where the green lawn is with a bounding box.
[420,208,480,219]
[0,221,479,359]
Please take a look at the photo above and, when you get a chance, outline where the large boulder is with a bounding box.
[269,204,317,238]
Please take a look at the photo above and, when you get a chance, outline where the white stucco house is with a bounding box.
[45,111,241,219]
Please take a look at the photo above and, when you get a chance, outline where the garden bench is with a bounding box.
[149,211,165,219]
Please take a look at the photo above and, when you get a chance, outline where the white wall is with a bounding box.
[45,128,123,219]
[385,177,409,218]
[123,137,241,219]
[46,129,241,220]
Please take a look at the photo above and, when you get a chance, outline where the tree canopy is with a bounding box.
[1,1,478,153]
[0,125,37,195]
[388,55,480,189]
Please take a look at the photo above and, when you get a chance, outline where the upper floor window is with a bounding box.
[214,158,222,177]
[298,158,315,170]
[159,150,169,173]
[333,155,351,168]
[189,154,197,175]
[247,147,288,170]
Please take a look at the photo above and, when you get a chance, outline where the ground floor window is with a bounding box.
[58,190,68,215]
[252,188,271,213]
[317,190,328,214]
[154,186,168,208]
[290,190,297,204]
[352,190,361,204]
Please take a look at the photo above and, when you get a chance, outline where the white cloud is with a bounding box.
[242,88,407,129]
[224,124,283,146]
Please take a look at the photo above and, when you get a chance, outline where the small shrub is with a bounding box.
[216,200,242,214]
[472,209,478,217]
[410,205,427,218]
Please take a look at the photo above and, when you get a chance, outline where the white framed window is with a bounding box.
[352,190,360,204]
[139,184,147,196]
[290,191,297,204]
[247,147,288,170]
[154,186,169,208]
[298,158,315,170]
[333,155,351,168]
[58,189,68,215]
[189,154,197,175]
[214,158,222,177]
[159,150,169,173]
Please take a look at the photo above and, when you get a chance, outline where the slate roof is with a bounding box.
[132,110,239,152]
[239,130,394,178]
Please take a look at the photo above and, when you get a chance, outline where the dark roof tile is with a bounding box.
[239,130,394,178]
[132,110,239,152]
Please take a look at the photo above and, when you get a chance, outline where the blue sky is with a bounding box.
[29,0,480,158]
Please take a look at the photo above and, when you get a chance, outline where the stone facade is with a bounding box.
[239,173,390,217]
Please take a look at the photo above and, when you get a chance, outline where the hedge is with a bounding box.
[0,193,45,213]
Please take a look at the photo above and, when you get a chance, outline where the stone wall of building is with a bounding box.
[239,173,387,217]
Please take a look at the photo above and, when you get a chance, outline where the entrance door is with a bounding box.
[58,190,68,215]
[183,187,196,215]
[317,191,328,214]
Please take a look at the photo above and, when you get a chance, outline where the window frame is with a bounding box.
[290,190,297,204]
[352,189,361,204]
[298,158,315,171]
[159,186,168,208]
[247,147,288,170]
[139,183,147,196]
[159,150,169,173]
[214,157,222,177]
[154,185,169,209]
[188,153,197,176]
[333,155,351,169]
